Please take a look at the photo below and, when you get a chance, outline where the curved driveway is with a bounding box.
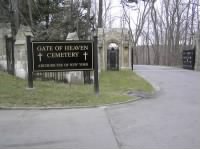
[0,65,200,149]
[107,65,200,149]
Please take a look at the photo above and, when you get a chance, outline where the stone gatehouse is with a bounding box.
[98,28,131,70]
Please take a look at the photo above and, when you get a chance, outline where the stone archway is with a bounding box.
[107,43,119,70]
[98,28,131,71]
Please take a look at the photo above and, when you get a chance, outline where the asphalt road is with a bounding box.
[0,108,119,149]
[0,65,200,149]
[107,65,200,149]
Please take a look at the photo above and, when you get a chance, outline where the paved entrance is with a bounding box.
[0,65,200,149]
[107,65,200,149]
[0,108,119,149]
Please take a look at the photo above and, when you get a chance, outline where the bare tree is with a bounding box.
[102,0,111,28]
[183,0,191,47]
[100,0,200,66]
[150,0,160,64]
[121,0,151,66]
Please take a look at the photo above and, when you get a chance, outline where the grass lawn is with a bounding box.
[0,70,153,107]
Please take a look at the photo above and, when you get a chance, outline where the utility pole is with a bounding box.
[93,0,100,94]
[86,0,91,39]
[27,0,33,28]
[83,0,91,84]
[98,0,103,28]
[93,34,99,95]
[26,35,33,88]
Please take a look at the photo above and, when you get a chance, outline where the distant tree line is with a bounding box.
[121,0,199,66]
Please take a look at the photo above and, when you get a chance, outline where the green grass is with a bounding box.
[0,70,153,107]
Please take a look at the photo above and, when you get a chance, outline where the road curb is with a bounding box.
[0,96,144,110]
[134,70,161,92]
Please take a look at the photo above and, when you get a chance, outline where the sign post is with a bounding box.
[93,36,99,95]
[26,36,33,88]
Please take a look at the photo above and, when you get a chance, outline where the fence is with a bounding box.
[33,71,67,82]
[33,71,91,84]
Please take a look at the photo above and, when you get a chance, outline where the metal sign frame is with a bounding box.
[32,41,94,72]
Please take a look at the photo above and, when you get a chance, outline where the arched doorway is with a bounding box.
[107,43,119,70]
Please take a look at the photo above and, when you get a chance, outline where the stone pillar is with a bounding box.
[14,25,33,79]
[195,33,200,71]
[65,31,84,84]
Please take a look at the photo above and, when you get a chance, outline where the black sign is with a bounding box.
[182,48,195,70]
[32,41,93,72]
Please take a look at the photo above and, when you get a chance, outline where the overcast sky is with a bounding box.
[108,0,161,28]
[92,0,158,28]
[108,0,142,28]
[109,0,123,28]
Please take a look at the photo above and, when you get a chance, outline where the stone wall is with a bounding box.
[14,25,33,79]
[194,33,200,71]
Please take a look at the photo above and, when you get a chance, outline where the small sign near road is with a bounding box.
[32,41,93,72]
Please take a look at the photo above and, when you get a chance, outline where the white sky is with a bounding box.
[109,0,122,28]
[106,0,160,28]
[108,0,142,28]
